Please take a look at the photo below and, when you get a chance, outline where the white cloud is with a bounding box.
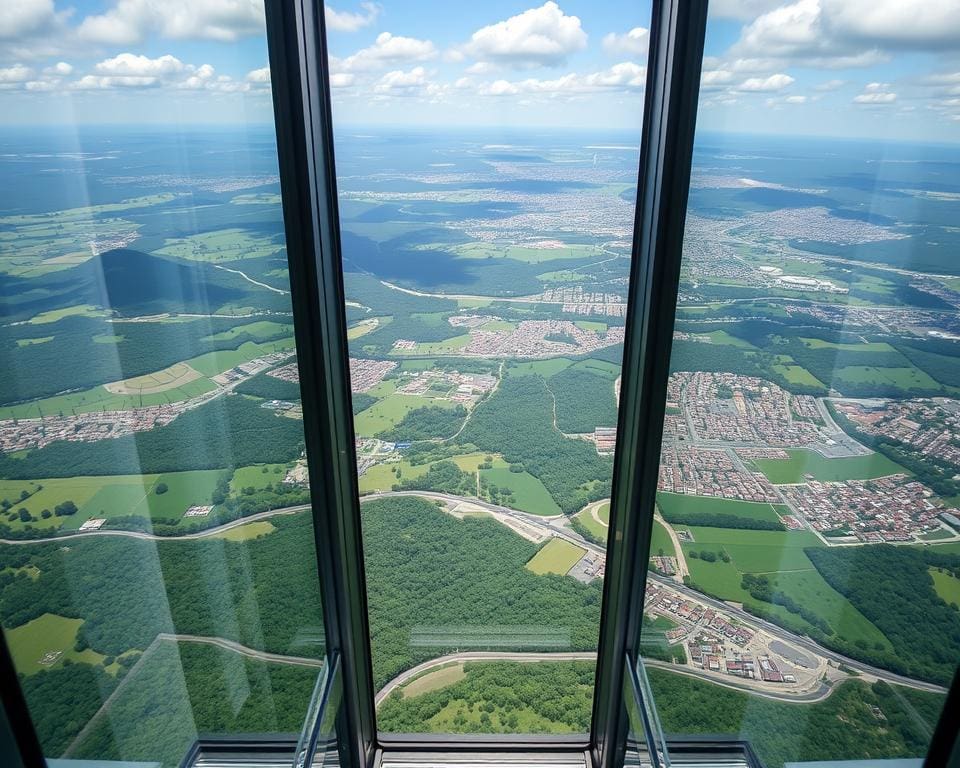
[0,0,57,39]
[0,64,33,83]
[63,53,245,93]
[820,0,960,49]
[479,61,646,97]
[374,66,428,94]
[325,2,380,32]
[330,72,355,88]
[814,78,845,91]
[784,94,807,103]
[336,31,437,72]
[76,0,265,44]
[709,0,786,21]
[853,82,897,103]
[460,2,587,68]
[701,69,735,88]
[602,27,649,57]
[94,52,185,78]
[44,61,72,76]
[246,66,270,83]
[736,73,795,91]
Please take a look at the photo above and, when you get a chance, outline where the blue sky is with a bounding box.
[1,0,959,142]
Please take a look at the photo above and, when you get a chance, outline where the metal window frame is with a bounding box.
[266,0,709,764]
[265,2,377,768]
[591,2,708,768]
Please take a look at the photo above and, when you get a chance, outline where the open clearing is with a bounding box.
[526,538,587,575]
[801,338,896,353]
[26,304,108,325]
[214,521,276,541]
[930,568,960,604]
[681,526,889,649]
[656,492,785,525]
[771,362,824,388]
[834,365,940,391]
[204,320,292,343]
[481,468,560,516]
[0,470,222,531]
[6,613,104,674]
[187,338,295,378]
[104,361,205,395]
[597,502,610,524]
[230,464,289,494]
[751,448,908,484]
[401,663,467,698]
[353,393,457,437]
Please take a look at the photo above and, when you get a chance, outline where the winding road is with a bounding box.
[1,490,947,700]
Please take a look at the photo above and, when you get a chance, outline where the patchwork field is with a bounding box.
[751,448,908,484]
[525,538,586,575]
[353,392,458,437]
[105,361,205,395]
[156,227,284,263]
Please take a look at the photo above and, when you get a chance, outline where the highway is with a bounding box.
[0,490,947,697]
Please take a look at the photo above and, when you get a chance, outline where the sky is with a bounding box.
[1,0,959,142]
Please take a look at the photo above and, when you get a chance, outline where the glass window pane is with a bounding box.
[0,6,330,766]
[325,0,651,736]
[639,3,957,765]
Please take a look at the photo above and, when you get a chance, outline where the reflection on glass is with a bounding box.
[0,5,327,766]
[327,0,651,735]
[638,2,957,765]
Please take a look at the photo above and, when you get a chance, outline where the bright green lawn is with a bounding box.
[230,464,289,494]
[573,507,607,542]
[771,363,825,388]
[481,468,561,516]
[598,502,610,524]
[187,339,295,378]
[6,613,104,674]
[353,393,457,437]
[752,448,909,484]
[526,538,587,575]
[656,492,785,524]
[649,518,675,559]
[930,568,960,605]
[204,320,293,342]
[833,366,940,391]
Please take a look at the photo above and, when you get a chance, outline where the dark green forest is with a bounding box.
[459,376,611,513]
[361,496,602,688]
[548,367,618,433]
[0,395,303,481]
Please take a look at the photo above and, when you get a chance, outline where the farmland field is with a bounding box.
[656,492,785,525]
[525,538,586,575]
[751,449,908,484]
[353,394,458,437]
[481,468,560,516]
[6,613,104,674]
[930,568,960,604]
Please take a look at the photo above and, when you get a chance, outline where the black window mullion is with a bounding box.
[590,2,708,767]
[265,3,377,767]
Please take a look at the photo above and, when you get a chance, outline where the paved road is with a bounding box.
[375,651,596,705]
[0,505,310,545]
[3,489,948,697]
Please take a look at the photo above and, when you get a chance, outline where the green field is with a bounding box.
[27,304,108,324]
[204,320,293,342]
[214,521,276,541]
[656,492,785,524]
[681,526,889,648]
[649,518,675,559]
[929,568,960,604]
[0,470,223,531]
[707,330,757,349]
[401,663,467,698]
[598,502,610,523]
[573,505,608,542]
[481,468,561,516]
[353,393,458,437]
[834,366,940,390]
[358,460,430,494]
[801,338,896,353]
[5,613,104,674]
[230,464,289,494]
[525,538,586,575]
[752,448,909,484]
[187,339,295,378]
[771,362,825,388]
[156,227,284,263]
[508,358,573,377]
[391,334,472,356]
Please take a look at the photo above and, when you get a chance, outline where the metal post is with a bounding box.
[590,2,708,767]
[265,2,377,767]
